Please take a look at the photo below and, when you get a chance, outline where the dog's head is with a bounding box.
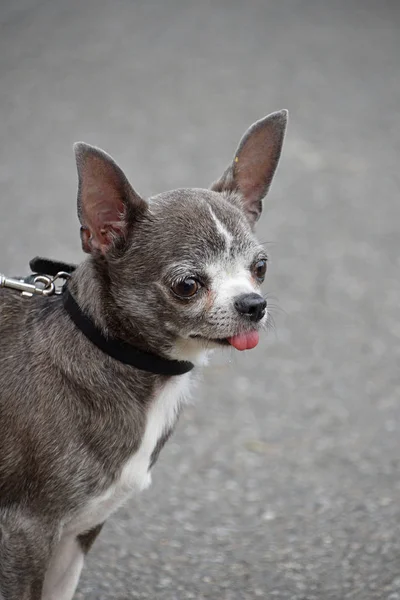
[74,111,287,361]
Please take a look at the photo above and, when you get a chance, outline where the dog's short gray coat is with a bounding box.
[0,110,287,599]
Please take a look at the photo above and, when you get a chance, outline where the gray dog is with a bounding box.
[0,110,287,600]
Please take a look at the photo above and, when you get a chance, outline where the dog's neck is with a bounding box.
[66,259,112,333]
[66,258,208,367]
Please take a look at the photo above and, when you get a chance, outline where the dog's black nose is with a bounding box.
[234,293,267,322]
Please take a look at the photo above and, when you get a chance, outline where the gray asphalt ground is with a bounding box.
[1,1,400,598]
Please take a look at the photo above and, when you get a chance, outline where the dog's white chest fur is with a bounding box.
[64,373,192,536]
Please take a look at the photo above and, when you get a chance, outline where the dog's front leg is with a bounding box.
[41,535,84,600]
[41,536,84,600]
[0,518,52,600]
[41,523,103,600]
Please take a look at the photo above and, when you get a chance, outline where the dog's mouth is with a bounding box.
[190,330,259,351]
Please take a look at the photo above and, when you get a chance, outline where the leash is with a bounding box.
[0,257,194,376]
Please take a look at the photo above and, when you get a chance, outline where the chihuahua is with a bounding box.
[0,110,287,599]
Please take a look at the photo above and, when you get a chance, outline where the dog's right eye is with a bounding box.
[171,278,201,299]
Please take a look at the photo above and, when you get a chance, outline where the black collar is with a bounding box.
[62,289,194,376]
[29,256,194,376]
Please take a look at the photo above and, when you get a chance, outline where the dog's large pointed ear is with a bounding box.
[74,142,147,254]
[211,110,288,227]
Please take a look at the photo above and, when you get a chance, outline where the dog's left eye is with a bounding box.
[253,259,267,282]
[171,278,201,299]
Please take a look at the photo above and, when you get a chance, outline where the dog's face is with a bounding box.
[74,111,287,360]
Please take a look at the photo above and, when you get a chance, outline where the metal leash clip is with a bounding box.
[0,271,71,298]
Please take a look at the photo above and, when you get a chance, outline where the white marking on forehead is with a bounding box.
[208,206,233,253]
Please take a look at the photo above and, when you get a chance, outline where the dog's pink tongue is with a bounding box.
[227,331,259,351]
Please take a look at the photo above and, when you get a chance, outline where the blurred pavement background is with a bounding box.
[1,1,400,598]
